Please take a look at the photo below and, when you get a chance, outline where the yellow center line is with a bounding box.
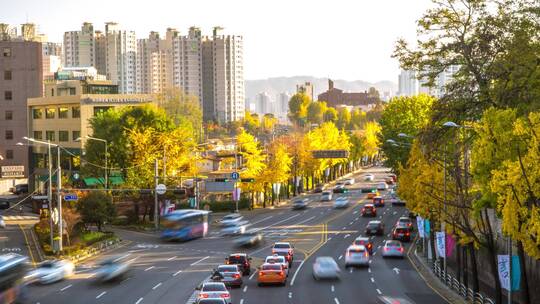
[19,224,36,266]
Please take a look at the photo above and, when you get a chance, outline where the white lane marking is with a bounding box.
[376,289,382,295]
[243,286,248,292]
[295,215,317,226]
[173,270,183,277]
[379,216,383,219]
[250,215,274,225]
[96,291,106,299]
[121,277,132,284]
[349,268,353,273]
[343,234,351,239]
[377,245,381,249]
[373,252,377,256]
[113,253,131,262]
[349,221,353,225]
[152,282,162,290]
[167,256,177,261]
[144,266,154,271]
[341,227,346,230]
[334,298,340,304]
[370,277,375,283]
[331,285,335,292]
[288,292,292,298]
[368,268,371,273]
[135,298,143,304]
[60,284,72,292]
[393,211,397,215]
[240,299,244,304]
[190,256,210,266]
[338,255,343,260]
[290,260,305,286]
[369,260,373,264]
[328,237,333,241]
[249,271,256,280]
[253,214,301,233]
[355,217,360,221]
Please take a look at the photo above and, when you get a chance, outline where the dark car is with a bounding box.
[365,221,385,236]
[391,197,406,206]
[361,204,377,217]
[333,185,348,193]
[313,184,325,193]
[352,236,374,254]
[12,184,28,195]
[392,227,412,242]
[292,199,308,210]
[225,253,252,275]
[372,196,385,207]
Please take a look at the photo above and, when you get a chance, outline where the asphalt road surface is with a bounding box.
[25,167,448,304]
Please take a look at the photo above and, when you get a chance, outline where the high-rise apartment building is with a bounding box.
[398,70,418,97]
[276,92,291,120]
[173,27,203,101]
[104,22,137,94]
[255,92,273,115]
[63,22,95,68]
[94,31,107,76]
[137,31,166,94]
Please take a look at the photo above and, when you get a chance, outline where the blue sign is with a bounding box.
[64,194,78,201]
[231,172,240,180]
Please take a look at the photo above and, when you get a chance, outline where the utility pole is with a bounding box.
[57,145,63,252]
[442,143,447,277]
[508,237,512,304]
[47,142,53,251]
[154,159,159,230]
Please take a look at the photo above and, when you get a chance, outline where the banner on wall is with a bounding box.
[435,232,446,258]
[498,255,521,291]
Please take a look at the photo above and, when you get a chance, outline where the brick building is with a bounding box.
[317,79,378,107]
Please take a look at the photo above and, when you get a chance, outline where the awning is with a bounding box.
[109,176,124,185]
[83,177,103,186]
[83,176,124,186]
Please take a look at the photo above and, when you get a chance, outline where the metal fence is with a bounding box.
[432,262,495,304]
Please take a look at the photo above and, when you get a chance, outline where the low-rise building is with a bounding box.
[318,79,379,107]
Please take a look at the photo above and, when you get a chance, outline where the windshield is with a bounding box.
[368,222,380,227]
[386,241,402,247]
[262,264,281,271]
[218,266,237,272]
[266,257,285,263]
[273,244,290,249]
[202,283,226,292]
[227,255,246,263]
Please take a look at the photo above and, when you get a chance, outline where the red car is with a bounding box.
[361,204,377,217]
[392,227,411,242]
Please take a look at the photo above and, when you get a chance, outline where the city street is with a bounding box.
[25,167,448,304]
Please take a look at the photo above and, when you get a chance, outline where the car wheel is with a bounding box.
[313,273,318,281]
[257,283,262,287]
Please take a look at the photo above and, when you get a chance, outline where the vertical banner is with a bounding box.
[445,234,455,257]
[435,232,446,258]
[416,216,425,238]
[424,219,431,237]
[498,255,521,291]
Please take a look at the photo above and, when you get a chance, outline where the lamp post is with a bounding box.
[77,136,108,189]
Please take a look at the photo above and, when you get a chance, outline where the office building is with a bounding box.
[398,70,418,96]
[254,92,273,115]
[276,92,291,121]
[63,22,95,68]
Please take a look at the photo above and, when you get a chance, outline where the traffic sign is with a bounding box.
[64,194,78,201]
[156,184,167,195]
[231,172,240,180]
[312,150,349,159]
[32,195,48,200]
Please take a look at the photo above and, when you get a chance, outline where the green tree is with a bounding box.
[76,192,116,231]
[307,101,327,125]
[336,107,351,130]
[323,107,338,123]
[155,88,202,139]
[288,93,311,126]
[350,109,366,130]
[368,87,380,100]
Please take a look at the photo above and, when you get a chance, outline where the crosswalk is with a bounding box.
[2,215,39,221]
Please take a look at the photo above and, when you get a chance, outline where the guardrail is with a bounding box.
[432,262,495,304]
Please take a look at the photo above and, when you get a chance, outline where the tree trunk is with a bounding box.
[469,242,479,294]
[487,245,502,304]
[517,241,531,304]
[456,242,462,286]
[463,245,468,292]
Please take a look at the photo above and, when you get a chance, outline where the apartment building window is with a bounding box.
[51,88,54,96]
[72,106,80,118]
[5,110,13,120]
[59,131,69,142]
[72,131,80,141]
[33,131,43,140]
[4,91,12,100]
[3,48,11,57]
[45,131,55,141]
[4,70,12,80]
[69,88,76,95]
[45,108,56,119]
[58,107,69,118]
[32,108,43,119]
[5,150,13,159]
[5,130,13,140]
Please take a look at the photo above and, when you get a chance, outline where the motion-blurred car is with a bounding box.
[367,191,380,199]
[373,196,385,207]
[385,178,394,185]
[365,220,385,236]
[93,256,130,282]
[382,240,405,258]
[396,216,414,231]
[333,184,348,193]
[272,242,294,264]
[320,191,333,201]
[27,260,74,284]
[220,222,248,236]
[0,215,5,228]
[352,236,373,254]
[233,231,263,248]
[343,178,355,185]
[215,265,243,287]
[361,204,377,217]
[219,213,243,227]
[364,174,375,181]
[377,182,389,191]
[292,199,308,210]
[312,256,340,280]
[392,227,412,242]
[225,253,252,276]
[333,197,349,209]
[313,184,325,193]
[265,254,289,276]
[196,282,231,304]
[257,263,287,286]
[344,245,370,267]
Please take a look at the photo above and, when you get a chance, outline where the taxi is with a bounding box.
[257,263,287,286]
[367,191,380,199]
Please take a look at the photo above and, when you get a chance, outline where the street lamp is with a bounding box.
[77,135,108,189]
[23,136,63,252]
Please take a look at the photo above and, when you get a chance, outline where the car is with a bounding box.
[233,231,263,248]
[93,256,131,282]
[265,254,289,276]
[366,191,380,199]
[391,197,406,206]
[26,260,74,284]
[345,245,370,267]
[364,174,375,181]
[257,263,287,286]
[220,222,248,236]
[382,240,405,258]
[333,184,348,193]
[219,213,243,227]
[361,187,376,193]
[313,184,325,193]
[0,215,5,228]
[397,216,414,231]
[11,184,28,195]
[0,199,9,210]
[365,220,385,236]
[372,196,385,207]
[215,265,243,287]
[377,182,389,191]
[320,191,333,201]
[272,242,294,264]
[196,299,227,304]
[225,253,252,275]
[333,197,350,209]
[392,227,412,242]
[197,282,231,304]
[385,178,394,185]
[292,199,308,210]
[361,204,377,217]
[343,178,355,185]
[312,256,340,280]
[388,174,397,182]
[351,236,373,254]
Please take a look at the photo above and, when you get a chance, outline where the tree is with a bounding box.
[288,93,311,126]
[307,101,327,125]
[155,88,203,137]
[323,107,338,123]
[350,109,366,130]
[262,114,278,134]
[336,107,351,130]
[362,121,381,160]
[242,111,261,134]
[76,192,116,231]
[367,87,380,100]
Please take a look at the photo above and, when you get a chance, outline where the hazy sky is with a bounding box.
[2,0,432,82]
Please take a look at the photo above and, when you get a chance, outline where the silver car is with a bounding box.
[344,245,370,267]
[320,191,333,201]
[0,215,5,228]
[333,197,349,209]
[219,213,243,227]
[312,256,340,280]
[26,260,74,284]
[216,264,243,287]
[94,256,131,282]
[382,240,405,258]
[220,221,248,236]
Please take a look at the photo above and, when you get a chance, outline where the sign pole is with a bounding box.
[154,159,159,230]
[47,142,54,253]
[508,237,512,304]
[57,145,63,252]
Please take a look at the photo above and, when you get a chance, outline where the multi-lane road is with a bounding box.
[24,167,448,304]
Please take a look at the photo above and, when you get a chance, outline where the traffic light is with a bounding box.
[241,178,255,182]
[215,178,229,182]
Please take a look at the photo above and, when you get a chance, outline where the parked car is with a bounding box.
[320,191,333,201]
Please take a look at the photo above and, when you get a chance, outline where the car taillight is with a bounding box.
[259,271,264,276]
[406,232,410,236]
[398,247,404,252]
[199,294,209,298]
[233,274,240,279]
[279,271,284,276]
[220,294,230,298]
[384,247,389,251]
[365,252,369,257]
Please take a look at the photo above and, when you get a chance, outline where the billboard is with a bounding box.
[1,165,25,178]
[312,150,349,159]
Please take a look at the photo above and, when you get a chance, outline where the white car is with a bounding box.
[320,191,333,201]
[93,256,131,282]
[312,256,340,280]
[343,178,355,185]
[265,254,289,276]
[376,182,389,191]
[219,213,243,227]
[27,260,74,284]
[364,174,375,181]
[220,222,248,236]
[382,240,405,258]
[197,282,232,304]
[344,245,370,267]
[0,215,5,228]
[333,197,349,209]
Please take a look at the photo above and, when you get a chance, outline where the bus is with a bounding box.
[161,210,211,241]
[0,254,29,304]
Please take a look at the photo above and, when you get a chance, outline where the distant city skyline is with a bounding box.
[1,0,432,82]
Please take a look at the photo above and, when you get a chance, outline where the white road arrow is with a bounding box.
[393,267,400,275]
